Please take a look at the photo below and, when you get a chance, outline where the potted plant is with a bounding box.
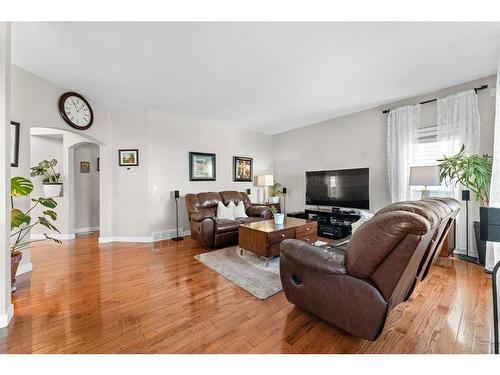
[270,207,285,225]
[268,182,283,204]
[30,159,63,197]
[438,145,493,265]
[10,176,61,292]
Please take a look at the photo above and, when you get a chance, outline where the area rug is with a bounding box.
[195,246,282,300]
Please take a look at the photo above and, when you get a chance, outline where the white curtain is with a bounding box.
[485,72,500,272]
[437,90,480,256]
[387,105,420,202]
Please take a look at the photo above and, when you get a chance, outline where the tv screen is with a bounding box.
[306,168,369,209]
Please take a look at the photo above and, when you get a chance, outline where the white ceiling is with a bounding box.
[12,22,500,134]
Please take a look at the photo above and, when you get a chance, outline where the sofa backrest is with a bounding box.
[220,191,252,210]
[346,210,432,302]
[185,191,251,218]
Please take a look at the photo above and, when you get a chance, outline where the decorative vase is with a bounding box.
[11,251,22,293]
[269,196,280,204]
[43,183,63,197]
[274,213,285,225]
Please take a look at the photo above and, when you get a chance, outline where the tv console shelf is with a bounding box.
[288,208,361,239]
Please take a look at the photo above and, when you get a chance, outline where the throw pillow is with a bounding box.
[217,201,235,220]
[233,201,248,218]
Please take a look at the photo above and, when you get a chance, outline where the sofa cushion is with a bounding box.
[233,201,248,218]
[215,219,240,234]
[217,201,235,220]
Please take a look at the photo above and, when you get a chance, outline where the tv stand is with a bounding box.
[288,208,361,240]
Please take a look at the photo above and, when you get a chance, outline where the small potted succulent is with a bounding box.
[30,159,63,197]
[270,207,285,225]
[11,176,61,291]
[268,182,283,204]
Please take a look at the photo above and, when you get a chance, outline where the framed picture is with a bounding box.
[233,156,253,182]
[119,149,139,166]
[80,161,91,173]
[10,121,20,167]
[189,152,216,181]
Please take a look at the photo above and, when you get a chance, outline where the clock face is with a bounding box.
[59,92,94,130]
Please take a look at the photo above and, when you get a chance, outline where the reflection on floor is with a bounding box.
[0,233,494,353]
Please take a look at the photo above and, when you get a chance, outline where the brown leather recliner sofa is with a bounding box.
[185,191,273,248]
[279,197,460,341]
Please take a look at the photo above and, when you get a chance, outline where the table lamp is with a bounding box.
[257,174,274,203]
[409,166,441,198]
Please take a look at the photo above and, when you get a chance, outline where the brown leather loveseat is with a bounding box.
[185,191,273,248]
[279,197,460,341]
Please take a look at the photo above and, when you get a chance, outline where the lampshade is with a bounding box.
[409,166,441,186]
[257,174,274,186]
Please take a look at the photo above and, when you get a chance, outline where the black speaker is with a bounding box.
[282,187,287,194]
[172,190,183,241]
[462,190,470,201]
[246,188,251,195]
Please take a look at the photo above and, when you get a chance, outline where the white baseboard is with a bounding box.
[0,304,14,328]
[30,233,76,241]
[74,226,100,234]
[98,236,153,243]
[16,262,33,276]
[99,230,191,244]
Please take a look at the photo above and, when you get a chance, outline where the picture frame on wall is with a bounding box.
[10,121,20,167]
[233,156,253,182]
[189,152,216,181]
[80,161,91,173]
[119,149,139,166]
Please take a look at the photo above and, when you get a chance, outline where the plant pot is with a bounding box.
[269,196,280,204]
[43,183,62,197]
[11,251,22,293]
[474,221,487,266]
[274,213,285,225]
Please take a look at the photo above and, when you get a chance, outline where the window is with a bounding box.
[409,125,454,200]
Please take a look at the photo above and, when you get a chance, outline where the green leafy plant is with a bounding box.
[438,144,493,205]
[268,182,283,197]
[30,159,61,184]
[11,176,62,254]
[269,207,279,216]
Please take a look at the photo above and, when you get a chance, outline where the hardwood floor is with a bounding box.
[0,233,494,353]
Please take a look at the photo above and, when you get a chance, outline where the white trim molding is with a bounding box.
[98,230,191,244]
[30,233,75,241]
[16,262,33,276]
[74,226,100,234]
[0,303,14,328]
[98,236,153,244]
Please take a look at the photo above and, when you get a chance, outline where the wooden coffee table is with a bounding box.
[238,217,317,262]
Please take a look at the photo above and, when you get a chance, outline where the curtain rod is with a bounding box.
[382,84,488,114]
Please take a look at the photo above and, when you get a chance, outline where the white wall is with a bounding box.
[0,22,12,328]
[10,66,111,240]
[274,75,497,215]
[147,110,274,239]
[73,143,99,231]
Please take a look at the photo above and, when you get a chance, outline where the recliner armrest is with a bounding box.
[247,205,272,219]
[190,210,216,222]
[280,239,347,275]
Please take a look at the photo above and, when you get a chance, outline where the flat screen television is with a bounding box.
[306,168,369,209]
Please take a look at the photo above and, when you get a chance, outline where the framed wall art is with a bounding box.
[10,121,20,167]
[233,156,253,182]
[119,149,139,166]
[189,152,216,181]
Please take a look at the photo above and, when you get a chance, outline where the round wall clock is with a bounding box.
[58,92,94,130]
